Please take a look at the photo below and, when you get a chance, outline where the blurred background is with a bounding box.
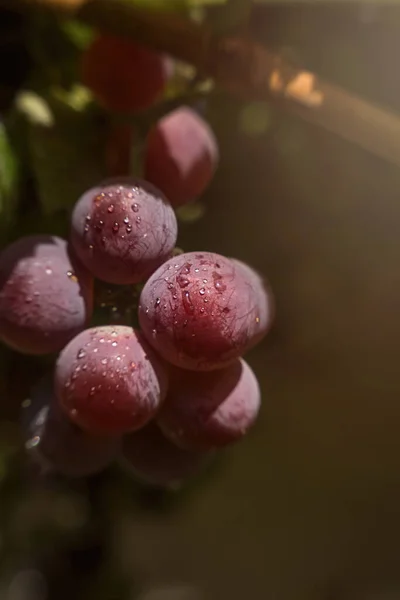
[3,2,400,599]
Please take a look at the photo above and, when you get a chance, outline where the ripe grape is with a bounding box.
[22,376,119,478]
[138,251,272,370]
[71,178,177,285]
[0,235,93,355]
[81,34,170,113]
[55,326,168,435]
[144,106,219,207]
[121,422,210,487]
[158,359,261,451]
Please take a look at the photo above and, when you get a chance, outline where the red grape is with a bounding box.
[0,235,93,355]
[81,34,170,113]
[55,326,168,435]
[138,252,272,370]
[22,376,119,478]
[121,421,210,487]
[158,359,260,451]
[144,106,219,207]
[70,178,177,285]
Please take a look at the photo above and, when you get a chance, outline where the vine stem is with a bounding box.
[3,0,400,167]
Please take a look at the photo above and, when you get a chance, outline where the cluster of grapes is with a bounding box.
[0,34,273,488]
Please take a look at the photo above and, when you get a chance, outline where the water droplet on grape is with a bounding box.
[45,268,52,275]
[111,341,118,347]
[107,204,115,213]
[199,288,206,295]
[136,216,141,225]
[131,203,139,212]
[112,222,119,233]
[101,358,107,365]
[182,290,195,314]
[123,217,129,224]
[89,387,96,396]
[154,297,161,308]
[25,296,33,303]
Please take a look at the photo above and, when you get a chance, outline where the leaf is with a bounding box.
[27,92,108,215]
[60,19,95,50]
[0,123,19,243]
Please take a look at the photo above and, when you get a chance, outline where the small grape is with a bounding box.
[81,34,171,113]
[144,106,219,207]
[55,326,168,435]
[158,359,261,451]
[71,178,177,285]
[138,251,272,370]
[21,376,119,478]
[121,422,210,487]
[0,235,93,355]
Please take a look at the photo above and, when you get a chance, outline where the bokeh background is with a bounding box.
[3,2,400,599]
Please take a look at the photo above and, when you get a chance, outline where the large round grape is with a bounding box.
[158,359,260,451]
[121,422,210,487]
[138,252,272,370]
[81,34,170,113]
[0,235,93,355]
[22,376,119,478]
[144,106,219,207]
[55,326,168,435]
[71,179,177,285]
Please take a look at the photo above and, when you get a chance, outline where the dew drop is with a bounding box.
[199,288,206,295]
[89,387,96,396]
[154,297,161,308]
[200,307,205,314]
[112,222,119,233]
[255,316,260,323]
[111,341,118,347]
[182,290,195,314]
[45,268,52,275]
[101,358,107,365]
[126,225,132,233]
[130,362,136,370]
[136,216,141,225]
[107,204,115,213]
[67,270,78,282]
[132,203,139,212]
[99,338,105,343]
[123,217,129,224]
[84,224,90,233]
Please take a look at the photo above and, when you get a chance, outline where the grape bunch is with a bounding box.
[1,35,274,488]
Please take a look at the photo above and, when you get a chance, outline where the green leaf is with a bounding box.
[0,123,19,242]
[27,92,108,215]
[60,19,95,50]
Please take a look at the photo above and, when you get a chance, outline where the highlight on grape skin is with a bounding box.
[70,178,178,285]
[121,422,210,487]
[0,235,93,355]
[81,34,171,113]
[138,251,272,371]
[21,376,120,478]
[144,106,219,208]
[55,325,168,435]
[158,359,261,451]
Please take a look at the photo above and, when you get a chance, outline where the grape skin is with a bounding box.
[121,422,210,487]
[71,179,177,285]
[0,235,93,355]
[22,376,119,478]
[158,359,261,451]
[144,106,219,207]
[81,35,170,113]
[55,326,168,435]
[138,252,272,371]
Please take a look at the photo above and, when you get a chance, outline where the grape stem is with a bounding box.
[3,0,400,167]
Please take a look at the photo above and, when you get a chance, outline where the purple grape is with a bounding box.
[121,422,210,487]
[21,376,119,478]
[158,358,261,451]
[70,178,177,284]
[55,325,168,435]
[138,251,273,371]
[144,106,219,207]
[0,235,93,355]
